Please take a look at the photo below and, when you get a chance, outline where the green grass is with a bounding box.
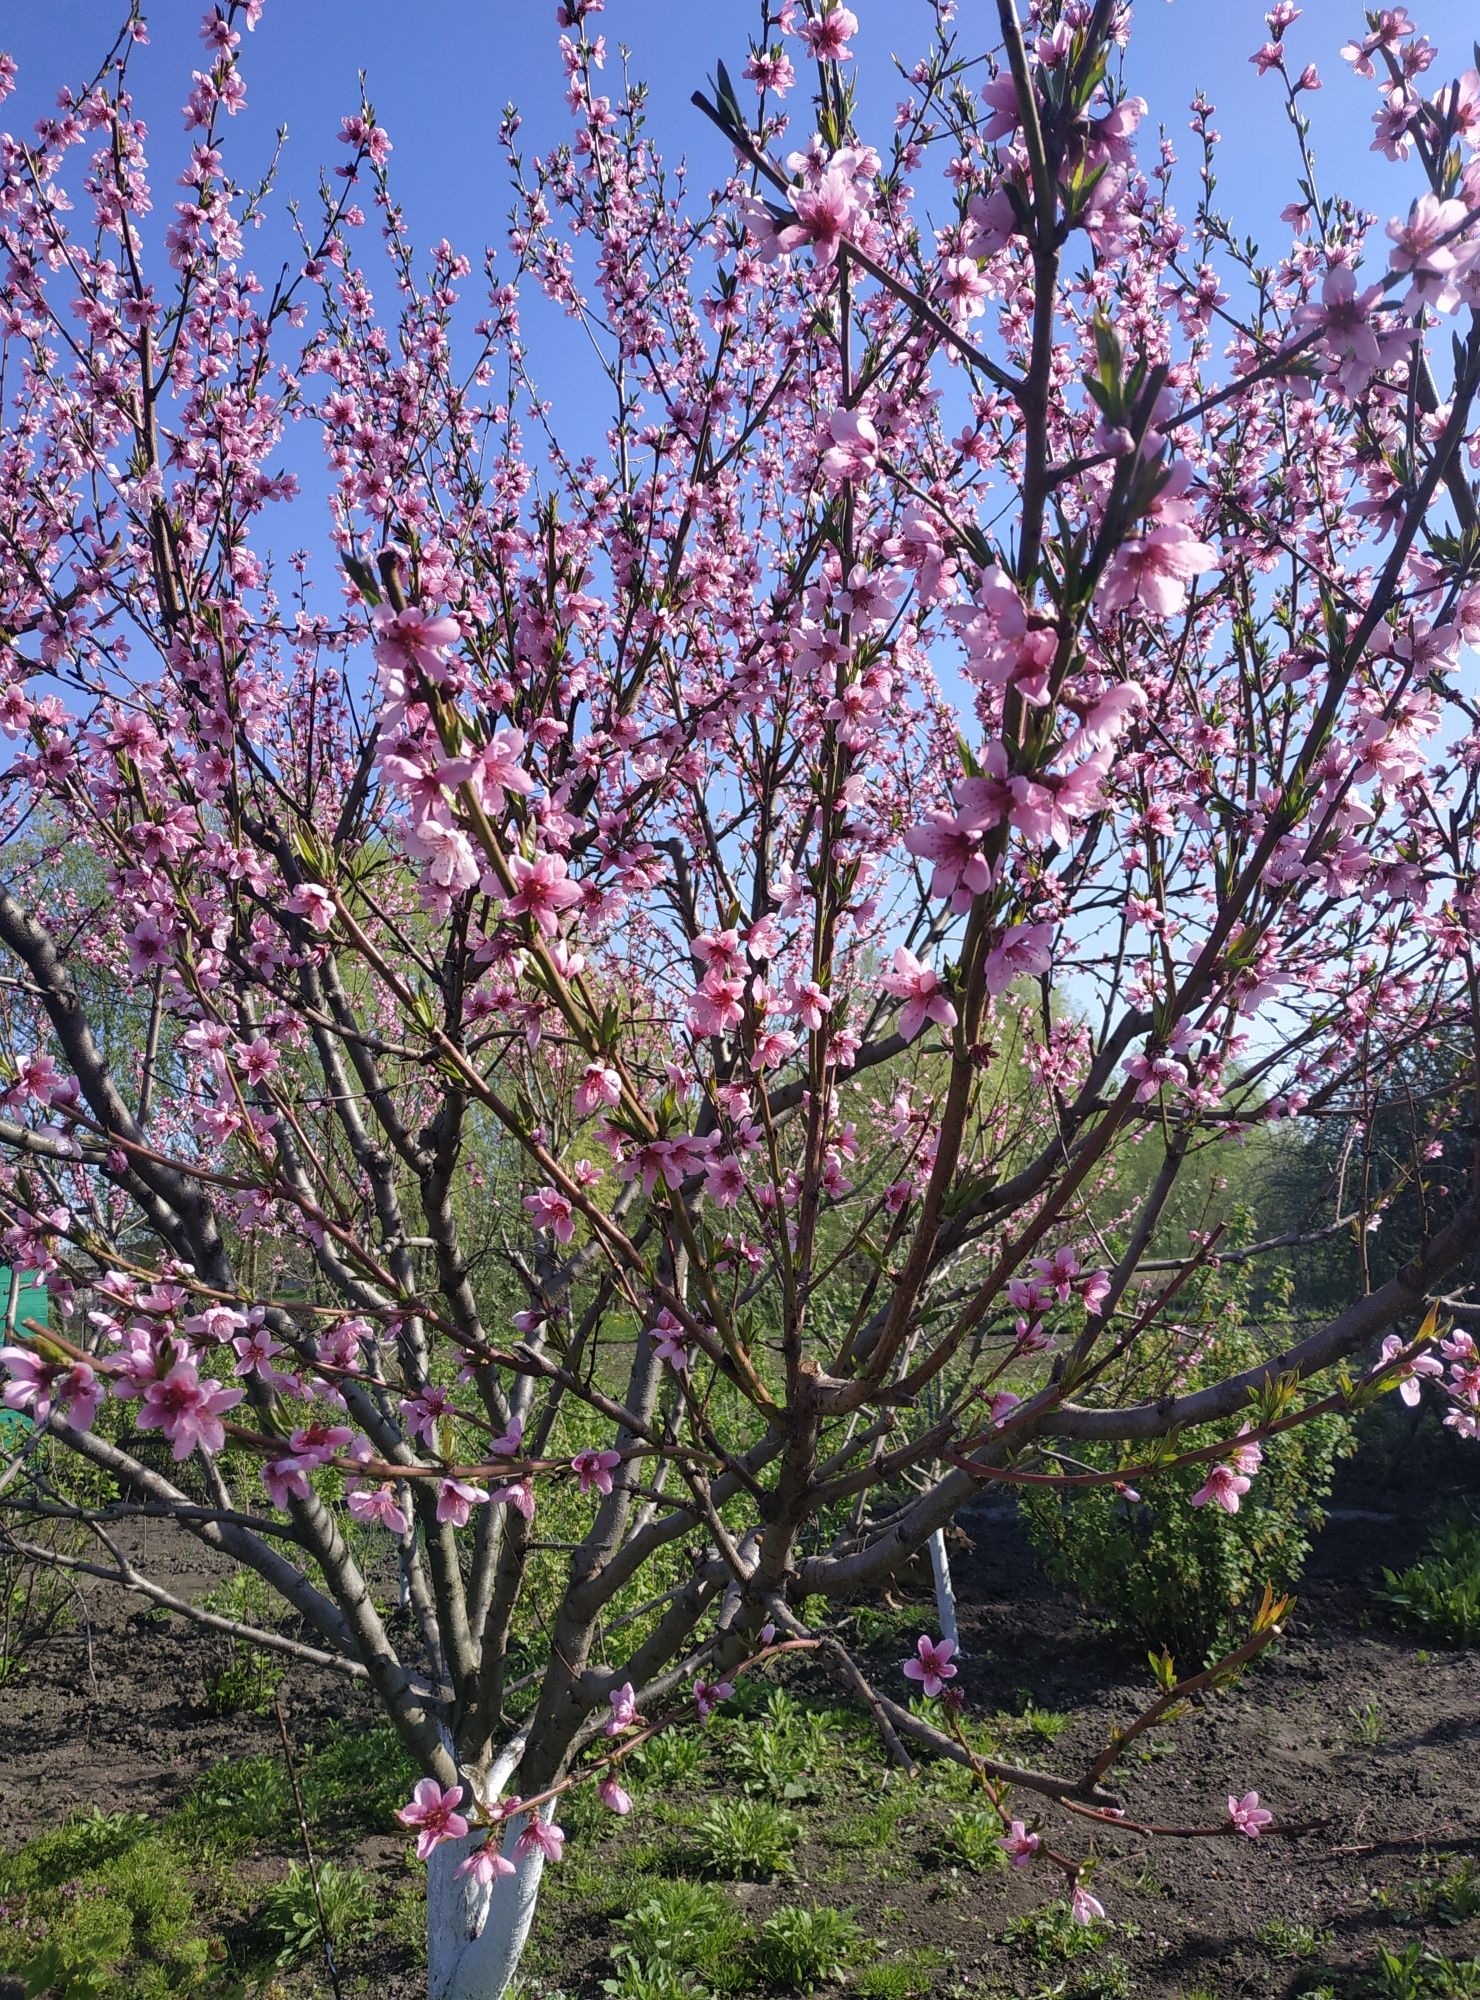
[849,1950,950,1998]
[1260,1916,1334,1962]
[0,1723,418,1997]
[256,1858,377,1969]
[0,1824,224,1999]
[824,1794,913,1853]
[1357,1941,1480,1997]
[1002,1900,1126,1969]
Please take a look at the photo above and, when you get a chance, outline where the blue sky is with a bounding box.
[5,1,1477,285]
[5,0,1474,564]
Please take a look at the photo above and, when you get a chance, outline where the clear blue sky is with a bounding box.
[5,1,1477,278]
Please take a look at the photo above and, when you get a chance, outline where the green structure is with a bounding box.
[0,1267,47,1451]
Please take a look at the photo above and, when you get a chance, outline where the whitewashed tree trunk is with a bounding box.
[928,1526,962,1659]
[422,1734,550,2000]
[425,1823,548,2000]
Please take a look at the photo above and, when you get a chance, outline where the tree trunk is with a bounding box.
[928,1526,962,1659]
[425,1814,550,2000]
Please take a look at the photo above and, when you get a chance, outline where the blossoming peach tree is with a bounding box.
[0,0,1478,1990]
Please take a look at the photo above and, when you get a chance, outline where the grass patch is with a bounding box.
[0,1723,420,1996]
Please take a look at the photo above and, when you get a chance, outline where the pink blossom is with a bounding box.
[693,1675,734,1718]
[400,1384,456,1446]
[489,1477,536,1521]
[524,1186,576,1242]
[820,408,879,485]
[982,922,1054,996]
[649,1308,691,1371]
[1081,1270,1112,1317]
[1002,1820,1040,1866]
[506,851,582,937]
[371,604,462,682]
[406,817,480,897]
[788,977,832,1031]
[1230,1426,1264,1478]
[748,162,865,267]
[456,1840,516,1885]
[1125,1050,1187,1103]
[901,1633,957,1697]
[135,1362,243,1459]
[285,882,336,931]
[0,1349,101,1432]
[606,1682,640,1735]
[879,946,957,1041]
[514,1814,566,1863]
[472,728,535,810]
[1071,1884,1106,1925]
[262,1456,314,1508]
[575,1062,622,1116]
[1190,1463,1251,1514]
[436,1478,490,1528]
[347,1482,410,1536]
[1100,516,1219,620]
[1227,1790,1273,1837]
[598,1775,633,1814]
[572,1446,622,1496]
[903,807,992,909]
[797,5,858,62]
[1378,1332,1445,1404]
[1386,193,1470,311]
[395,1778,469,1860]
[1294,265,1408,397]
[743,46,796,95]
[964,186,1017,256]
[937,253,991,323]
[289,1421,355,1466]
[703,1152,747,1207]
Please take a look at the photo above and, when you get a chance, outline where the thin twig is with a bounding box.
[274,1692,346,2000]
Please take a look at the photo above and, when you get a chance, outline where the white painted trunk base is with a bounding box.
[425,1811,549,2000]
[928,1526,962,1658]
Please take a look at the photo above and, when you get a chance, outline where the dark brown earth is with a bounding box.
[0,1518,376,1835]
[1,1434,1478,1997]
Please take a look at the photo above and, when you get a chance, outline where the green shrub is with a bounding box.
[633,1730,710,1788]
[300,1721,419,1829]
[748,1905,859,1991]
[1259,1917,1333,1962]
[850,1954,949,1999]
[255,1858,376,1968]
[616,1881,748,1973]
[943,1808,1009,1873]
[730,1712,838,1803]
[1002,1900,1116,1967]
[0,1808,150,1894]
[1021,1312,1352,1660]
[691,1799,800,1881]
[1412,1857,1480,1927]
[175,1753,292,1849]
[1378,1514,1480,1647]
